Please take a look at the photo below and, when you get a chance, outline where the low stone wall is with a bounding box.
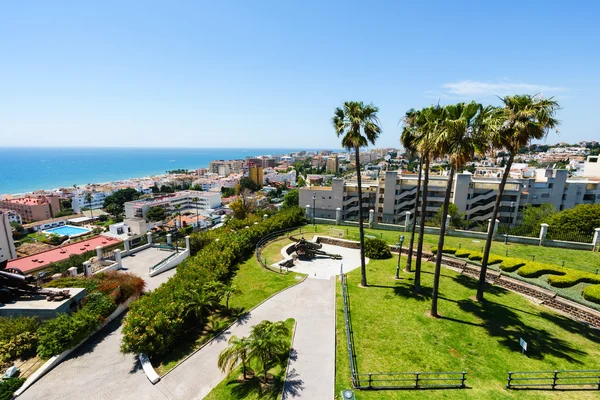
[315,236,360,249]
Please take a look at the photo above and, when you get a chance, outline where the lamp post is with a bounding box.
[395,235,405,279]
[504,201,515,245]
[312,192,316,226]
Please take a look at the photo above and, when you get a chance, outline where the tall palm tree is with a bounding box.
[400,109,424,273]
[85,193,93,219]
[333,102,382,287]
[218,335,251,380]
[476,95,560,301]
[430,102,487,317]
[413,104,444,294]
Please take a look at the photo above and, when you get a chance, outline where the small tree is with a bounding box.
[248,320,290,381]
[218,335,252,380]
[146,206,166,222]
[282,190,299,209]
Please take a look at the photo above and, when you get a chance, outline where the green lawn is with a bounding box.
[204,318,295,400]
[155,239,304,375]
[336,258,600,399]
[312,224,600,274]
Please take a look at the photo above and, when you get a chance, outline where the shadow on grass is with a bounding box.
[226,374,286,400]
[457,298,587,364]
[368,283,432,301]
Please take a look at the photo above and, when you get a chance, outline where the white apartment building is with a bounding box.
[124,190,222,219]
[0,209,22,225]
[0,211,17,262]
[264,169,297,185]
[208,160,244,175]
[72,191,112,213]
[300,169,600,225]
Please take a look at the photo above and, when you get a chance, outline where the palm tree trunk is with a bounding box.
[431,166,455,317]
[196,202,199,230]
[242,357,247,380]
[355,146,367,287]
[405,159,422,272]
[476,153,514,301]
[414,156,430,294]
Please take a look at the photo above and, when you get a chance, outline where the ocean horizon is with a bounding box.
[1,147,338,195]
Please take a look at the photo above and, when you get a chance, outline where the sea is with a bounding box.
[0,147,331,195]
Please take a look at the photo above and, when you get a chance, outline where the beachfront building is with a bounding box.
[0,195,61,223]
[0,211,17,262]
[0,209,22,225]
[71,191,112,213]
[124,190,222,219]
[208,160,244,176]
[299,169,600,225]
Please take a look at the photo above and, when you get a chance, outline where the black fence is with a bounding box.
[546,227,594,244]
[507,370,600,390]
[340,268,468,390]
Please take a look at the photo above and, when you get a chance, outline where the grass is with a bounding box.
[335,258,600,399]
[312,224,600,274]
[204,318,295,400]
[154,239,304,375]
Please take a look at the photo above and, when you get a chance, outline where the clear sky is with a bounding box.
[1,1,598,149]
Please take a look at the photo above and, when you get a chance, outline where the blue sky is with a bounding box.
[1,1,598,149]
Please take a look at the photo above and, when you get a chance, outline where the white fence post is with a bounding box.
[83,261,92,277]
[114,249,122,269]
[404,211,411,231]
[539,223,549,246]
[369,209,375,228]
[336,208,342,225]
[96,246,103,261]
[592,227,600,251]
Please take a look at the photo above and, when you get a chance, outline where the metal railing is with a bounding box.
[148,251,180,273]
[340,267,467,390]
[507,370,600,390]
[254,226,304,274]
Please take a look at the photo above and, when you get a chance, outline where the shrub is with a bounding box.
[0,317,40,363]
[81,292,117,320]
[454,249,471,258]
[547,270,600,288]
[466,251,503,265]
[516,262,566,279]
[95,271,145,304]
[583,285,600,304]
[44,276,100,292]
[364,238,392,259]
[431,247,458,255]
[499,258,527,272]
[0,378,26,400]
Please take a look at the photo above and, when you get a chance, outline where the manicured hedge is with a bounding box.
[516,262,566,279]
[499,257,527,272]
[454,249,471,258]
[121,207,306,357]
[365,238,392,259]
[431,247,458,255]
[466,251,503,265]
[583,285,600,304]
[547,270,600,288]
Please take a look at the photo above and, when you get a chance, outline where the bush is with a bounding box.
[81,292,117,320]
[0,378,26,400]
[516,262,566,279]
[431,247,458,255]
[583,285,600,304]
[364,238,392,259]
[547,270,600,288]
[454,249,471,258]
[45,276,100,292]
[0,317,40,363]
[465,251,503,265]
[95,271,145,304]
[499,258,527,272]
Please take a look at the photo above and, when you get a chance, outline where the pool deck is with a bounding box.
[7,235,122,274]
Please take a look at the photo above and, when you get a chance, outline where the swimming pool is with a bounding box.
[44,225,91,237]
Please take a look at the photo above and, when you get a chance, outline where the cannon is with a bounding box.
[289,238,342,260]
[0,260,71,304]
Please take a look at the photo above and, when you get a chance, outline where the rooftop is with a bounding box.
[7,235,122,274]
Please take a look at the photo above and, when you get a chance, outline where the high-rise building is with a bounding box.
[327,155,339,175]
[248,165,264,187]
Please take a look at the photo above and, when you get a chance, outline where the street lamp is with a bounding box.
[504,201,515,245]
[312,192,316,226]
[395,235,405,279]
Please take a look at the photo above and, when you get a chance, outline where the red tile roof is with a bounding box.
[7,236,122,274]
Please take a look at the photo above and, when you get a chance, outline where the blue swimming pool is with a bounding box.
[44,225,91,237]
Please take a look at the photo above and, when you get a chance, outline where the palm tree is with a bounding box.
[476,95,560,301]
[184,287,218,325]
[218,335,252,380]
[413,104,444,294]
[430,102,487,317]
[85,193,93,219]
[248,320,290,381]
[222,283,239,310]
[192,197,200,230]
[333,101,382,287]
[400,109,424,273]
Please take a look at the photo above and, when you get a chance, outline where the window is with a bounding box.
[541,193,550,198]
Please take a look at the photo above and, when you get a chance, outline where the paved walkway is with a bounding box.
[20,250,336,400]
[159,277,335,400]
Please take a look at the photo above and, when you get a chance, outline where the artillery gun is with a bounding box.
[0,260,71,304]
[289,238,342,260]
